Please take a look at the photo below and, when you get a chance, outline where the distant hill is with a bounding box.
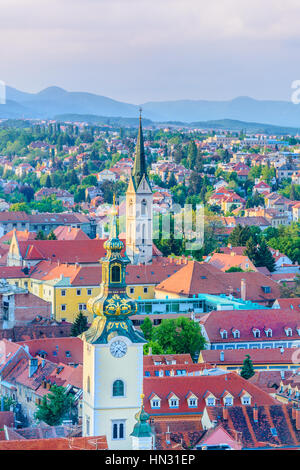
[1,86,300,129]
[54,113,153,127]
[187,119,300,135]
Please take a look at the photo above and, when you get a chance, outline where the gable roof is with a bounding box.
[201,308,300,343]
[155,261,281,301]
[144,372,275,415]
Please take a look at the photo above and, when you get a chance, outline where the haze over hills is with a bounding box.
[1,85,300,129]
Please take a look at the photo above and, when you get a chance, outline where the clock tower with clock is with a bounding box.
[80,199,147,450]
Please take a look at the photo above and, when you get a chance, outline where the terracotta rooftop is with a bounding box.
[144,372,276,416]
[155,261,281,302]
[201,308,300,344]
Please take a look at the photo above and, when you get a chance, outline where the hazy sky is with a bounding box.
[1,0,300,103]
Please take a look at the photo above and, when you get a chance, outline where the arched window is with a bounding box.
[141,199,147,216]
[129,200,134,217]
[87,376,90,394]
[113,379,125,397]
[111,264,121,283]
[142,224,145,244]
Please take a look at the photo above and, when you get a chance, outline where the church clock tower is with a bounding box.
[81,200,147,450]
[126,111,153,265]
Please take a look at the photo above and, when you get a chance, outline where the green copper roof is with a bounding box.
[130,396,153,438]
[131,114,149,190]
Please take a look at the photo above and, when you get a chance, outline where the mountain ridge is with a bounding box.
[1,85,300,128]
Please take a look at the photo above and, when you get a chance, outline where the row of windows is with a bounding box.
[150,395,251,409]
[61,288,92,296]
[61,303,86,311]
[144,369,188,377]
[220,327,300,339]
[213,341,300,350]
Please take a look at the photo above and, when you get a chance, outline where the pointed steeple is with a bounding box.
[132,110,149,190]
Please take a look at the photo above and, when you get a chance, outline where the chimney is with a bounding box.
[241,279,246,301]
[223,406,228,420]
[148,346,152,356]
[28,358,39,378]
[292,404,297,420]
[220,351,224,362]
[253,403,258,422]
[296,406,300,431]
[166,426,171,445]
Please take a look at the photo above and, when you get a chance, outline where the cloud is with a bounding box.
[1,0,300,101]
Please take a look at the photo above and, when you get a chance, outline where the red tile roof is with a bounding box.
[201,308,300,344]
[53,226,90,241]
[205,404,300,449]
[200,348,300,365]
[156,261,281,302]
[0,412,14,429]
[17,337,83,365]
[0,435,108,450]
[144,372,275,415]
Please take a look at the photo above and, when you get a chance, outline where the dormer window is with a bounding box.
[188,398,198,408]
[285,327,293,337]
[232,329,240,338]
[264,328,272,337]
[252,328,260,338]
[206,397,215,406]
[262,286,271,293]
[220,329,228,339]
[151,399,161,409]
[297,327,300,336]
[224,396,233,406]
[169,398,179,408]
[241,394,252,405]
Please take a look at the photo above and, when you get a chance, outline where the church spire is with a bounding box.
[132,109,148,190]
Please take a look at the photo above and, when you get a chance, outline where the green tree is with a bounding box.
[228,224,252,246]
[152,317,206,359]
[45,174,52,188]
[47,230,57,240]
[225,266,244,272]
[34,385,75,426]
[70,312,89,336]
[143,340,164,355]
[140,317,153,341]
[187,140,197,169]
[244,237,258,264]
[240,354,255,380]
[255,239,276,272]
[35,230,46,240]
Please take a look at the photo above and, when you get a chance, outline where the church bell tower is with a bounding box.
[126,111,153,265]
[81,200,147,449]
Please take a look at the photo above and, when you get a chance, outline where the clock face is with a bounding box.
[110,340,127,358]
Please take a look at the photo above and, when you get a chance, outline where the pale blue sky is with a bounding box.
[1,0,300,103]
